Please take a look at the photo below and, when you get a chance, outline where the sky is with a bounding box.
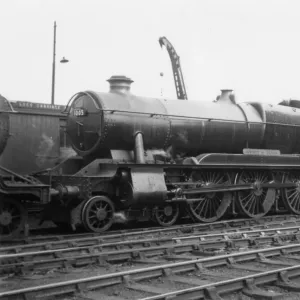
[1,0,300,105]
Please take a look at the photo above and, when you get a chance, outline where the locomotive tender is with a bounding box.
[0,95,74,237]
[37,75,300,233]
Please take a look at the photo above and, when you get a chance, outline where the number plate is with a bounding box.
[73,108,86,117]
[243,148,281,156]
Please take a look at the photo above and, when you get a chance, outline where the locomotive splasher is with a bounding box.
[44,75,300,233]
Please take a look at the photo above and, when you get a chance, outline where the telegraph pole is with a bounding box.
[51,21,56,105]
[50,22,69,105]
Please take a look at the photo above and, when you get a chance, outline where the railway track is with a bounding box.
[2,243,300,299]
[1,222,300,276]
[1,215,300,299]
[5,214,298,246]
[1,214,299,254]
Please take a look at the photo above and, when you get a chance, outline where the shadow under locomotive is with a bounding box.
[34,75,300,233]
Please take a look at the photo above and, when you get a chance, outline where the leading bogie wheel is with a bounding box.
[153,203,179,227]
[81,196,115,233]
[0,197,27,238]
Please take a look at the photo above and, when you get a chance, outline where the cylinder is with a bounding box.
[54,184,80,199]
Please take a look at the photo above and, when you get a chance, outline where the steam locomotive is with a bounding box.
[2,75,300,237]
[36,75,300,233]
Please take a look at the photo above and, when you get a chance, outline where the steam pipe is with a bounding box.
[134,132,145,163]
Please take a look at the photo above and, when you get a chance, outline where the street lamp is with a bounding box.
[51,21,69,105]
[60,57,69,63]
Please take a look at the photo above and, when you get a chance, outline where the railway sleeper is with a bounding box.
[242,278,283,299]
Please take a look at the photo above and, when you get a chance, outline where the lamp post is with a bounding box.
[51,21,69,105]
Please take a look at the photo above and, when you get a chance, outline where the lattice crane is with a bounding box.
[159,36,188,100]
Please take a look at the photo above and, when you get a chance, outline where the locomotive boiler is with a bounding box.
[38,75,300,233]
[67,78,300,158]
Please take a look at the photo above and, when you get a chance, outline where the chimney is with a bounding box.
[215,89,236,104]
[107,75,133,94]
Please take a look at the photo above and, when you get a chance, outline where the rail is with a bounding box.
[2,243,300,299]
[1,214,296,254]
[1,223,300,275]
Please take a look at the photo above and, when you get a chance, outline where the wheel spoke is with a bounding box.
[193,200,204,213]
[291,195,300,210]
[287,189,298,199]
[240,191,252,202]
[203,199,209,218]
[249,196,256,214]
[196,200,207,217]
[243,194,252,210]
[290,193,298,208]
[215,176,225,185]
[208,198,213,218]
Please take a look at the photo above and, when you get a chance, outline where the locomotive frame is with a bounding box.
[36,142,300,233]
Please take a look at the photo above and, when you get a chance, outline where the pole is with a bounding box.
[51,21,56,105]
